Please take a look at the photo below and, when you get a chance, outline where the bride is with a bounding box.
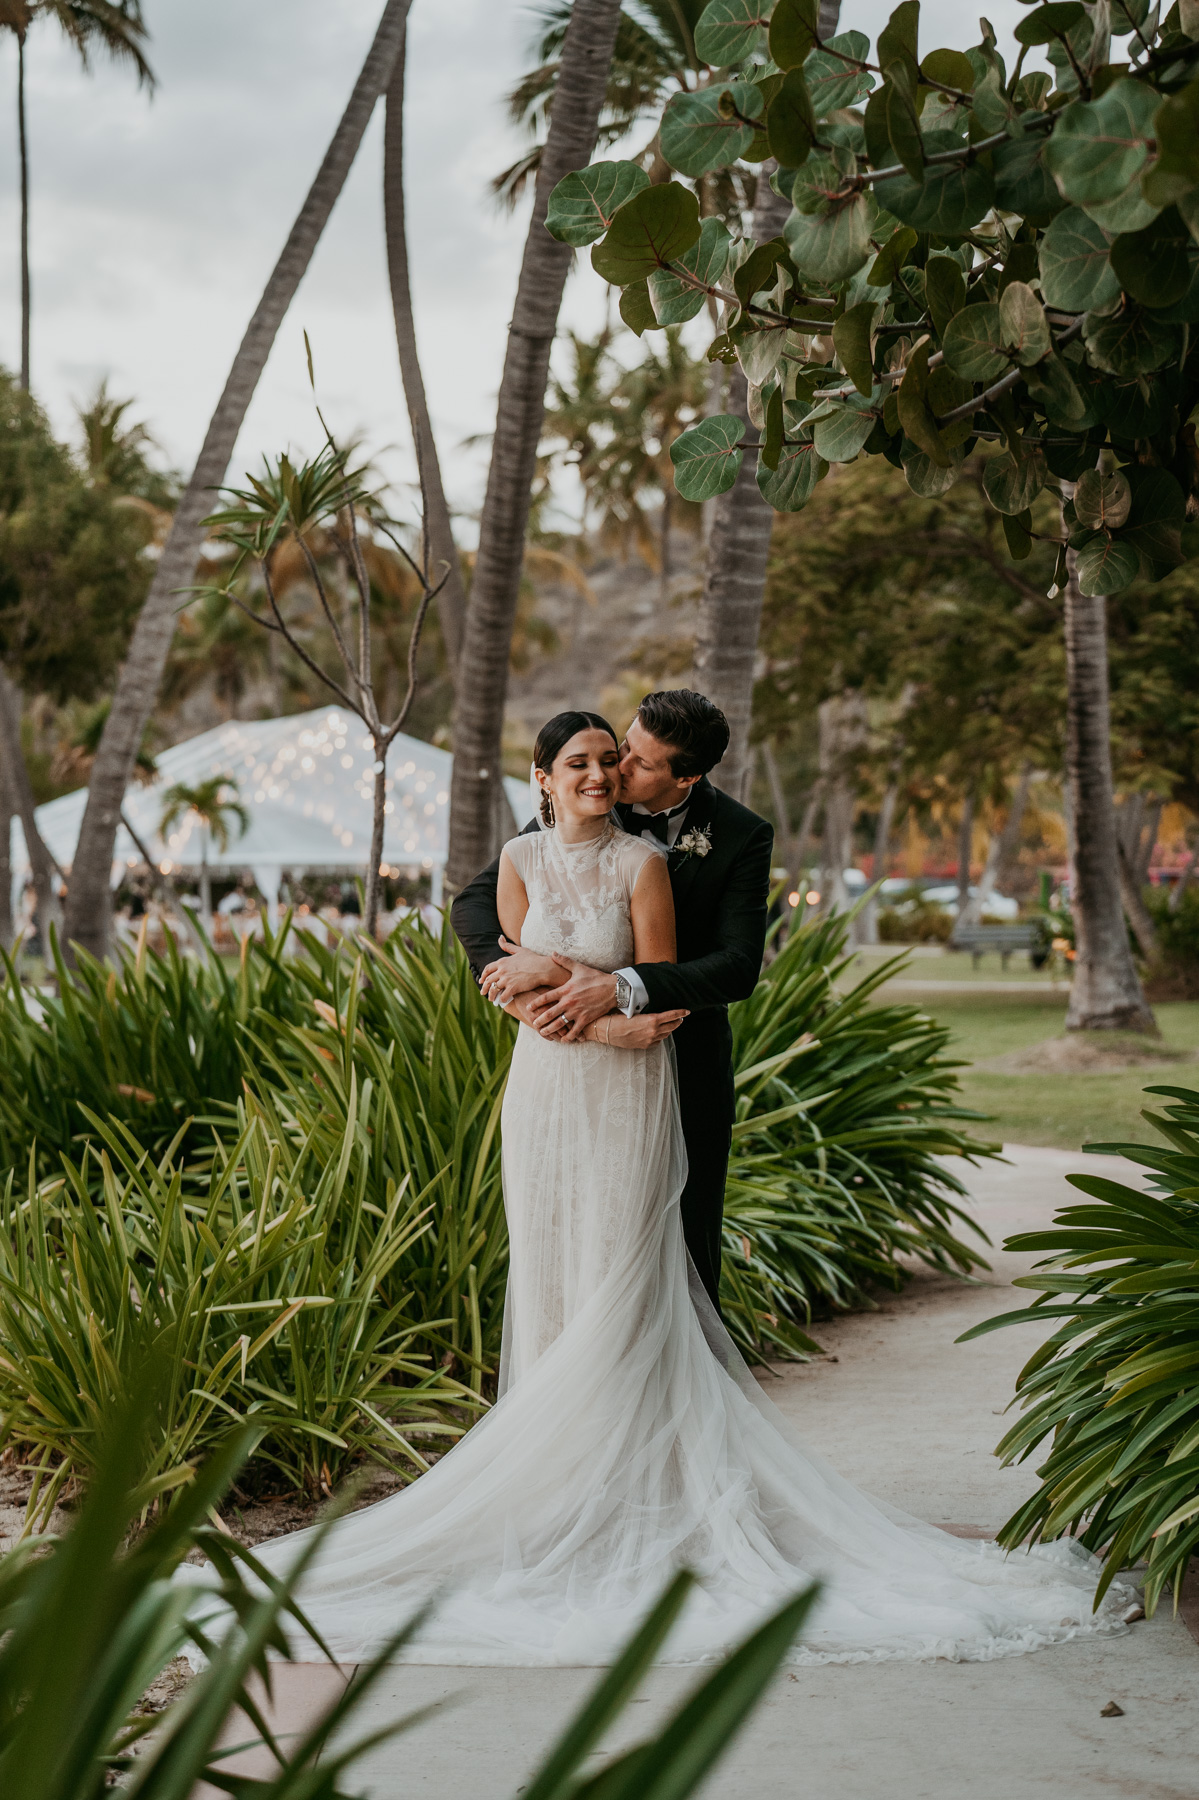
[193,712,1133,1667]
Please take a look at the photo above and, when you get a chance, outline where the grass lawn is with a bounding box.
[899,990,1199,1152]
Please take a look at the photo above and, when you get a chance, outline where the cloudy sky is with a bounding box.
[0,0,1041,537]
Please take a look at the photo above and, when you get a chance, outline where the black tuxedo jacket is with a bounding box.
[449,775,774,1017]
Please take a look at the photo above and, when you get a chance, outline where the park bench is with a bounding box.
[949,923,1039,969]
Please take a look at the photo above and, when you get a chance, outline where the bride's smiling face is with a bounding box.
[539,729,619,827]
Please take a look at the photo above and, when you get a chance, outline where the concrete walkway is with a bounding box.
[218,1148,1199,1799]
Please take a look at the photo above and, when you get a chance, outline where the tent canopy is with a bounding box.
[17,707,533,906]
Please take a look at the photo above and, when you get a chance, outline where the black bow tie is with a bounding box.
[625,800,690,845]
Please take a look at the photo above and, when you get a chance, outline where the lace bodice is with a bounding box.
[502,819,664,973]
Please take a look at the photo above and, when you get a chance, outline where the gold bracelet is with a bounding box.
[601,1015,611,1045]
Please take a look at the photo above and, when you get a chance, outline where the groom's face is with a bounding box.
[617,716,701,810]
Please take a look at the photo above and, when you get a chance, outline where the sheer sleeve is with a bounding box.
[501,832,542,887]
[616,832,666,901]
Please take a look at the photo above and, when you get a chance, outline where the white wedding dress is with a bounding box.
[185,818,1133,1666]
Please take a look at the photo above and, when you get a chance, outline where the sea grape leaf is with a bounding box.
[897,338,951,467]
[999,281,1052,364]
[875,131,995,233]
[832,300,878,397]
[927,364,975,449]
[901,439,964,495]
[1043,79,1159,207]
[992,120,1065,222]
[982,446,1048,513]
[803,32,874,116]
[660,83,764,178]
[785,191,876,283]
[619,279,657,336]
[1014,3,1087,45]
[1081,184,1161,237]
[733,237,789,309]
[1109,208,1194,309]
[766,67,817,167]
[924,256,966,338]
[1002,510,1033,559]
[866,225,918,286]
[1038,206,1121,311]
[1074,468,1132,529]
[882,76,925,181]
[545,162,650,246]
[1074,532,1142,594]
[757,422,828,510]
[1144,79,1199,208]
[790,150,850,215]
[1025,352,1092,427]
[648,216,732,324]
[920,48,975,93]
[591,183,701,284]
[811,395,879,462]
[694,0,776,65]
[736,324,788,383]
[762,383,785,471]
[942,304,1009,380]
[769,0,819,68]
[1122,466,1186,577]
[670,414,744,501]
[1083,308,1183,377]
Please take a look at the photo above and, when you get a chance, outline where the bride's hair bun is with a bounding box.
[533,710,618,827]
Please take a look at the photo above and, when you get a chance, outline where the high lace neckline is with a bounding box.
[550,816,617,853]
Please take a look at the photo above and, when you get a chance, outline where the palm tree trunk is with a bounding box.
[1061,543,1156,1032]
[691,0,841,800]
[445,0,626,890]
[61,0,412,965]
[17,30,30,393]
[0,747,13,946]
[0,668,61,945]
[383,24,468,672]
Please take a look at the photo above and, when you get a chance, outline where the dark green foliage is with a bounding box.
[553,0,1199,596]
[960,1083,1199,1614]
[0,1383,818,1800]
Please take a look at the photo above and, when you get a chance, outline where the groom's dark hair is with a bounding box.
[637,690,729,780]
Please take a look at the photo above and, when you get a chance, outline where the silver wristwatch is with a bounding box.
[614,974,632,1014]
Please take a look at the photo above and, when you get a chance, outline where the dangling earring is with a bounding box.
[541,784,556,828]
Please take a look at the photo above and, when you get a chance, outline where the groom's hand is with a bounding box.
[480,938,561,1005]
[530,957,618,1042]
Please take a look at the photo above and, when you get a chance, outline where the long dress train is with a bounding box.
[184,818,1132,1666]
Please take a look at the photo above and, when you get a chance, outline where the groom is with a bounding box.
[450,689,773,1312]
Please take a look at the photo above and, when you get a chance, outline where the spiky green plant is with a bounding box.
[959,1083,1199,1616]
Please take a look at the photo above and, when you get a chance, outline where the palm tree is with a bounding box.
[445,0,629,890]
[383,22,468,672]
[1061,549,1155,1032]
[61,0,413,965]
[158,775,248,928]
[0,1,153,392]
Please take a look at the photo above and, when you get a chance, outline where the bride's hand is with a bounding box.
[602,1009,688,1048]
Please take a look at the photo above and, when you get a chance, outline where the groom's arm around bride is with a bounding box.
[450,691,773,1311]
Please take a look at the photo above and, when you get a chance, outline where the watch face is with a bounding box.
[616,976,631,1008]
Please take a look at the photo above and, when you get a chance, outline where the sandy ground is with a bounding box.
[198,1145,1199,1800]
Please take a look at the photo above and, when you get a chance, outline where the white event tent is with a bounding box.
[15,706,534,917]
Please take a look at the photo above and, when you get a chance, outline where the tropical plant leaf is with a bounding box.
[648,217,732,325]
[875,132,995,233]
[694,0,776,65]
[901,439,964,495]
[803,32,875,116]
[1043,78,1159,209]
[924,256,965,338]
[999,281,1052,365]
[942,303,1009,380]
[993,119,1066,222]
[766,67,817,168]
[757,429,827,510]
[1014,1,1086,44]
[921,47,975,93]
[832,301,877,397]
[545,162,650,247]
[669,414,745,501]
[811,396,878,463]
[784,192,876,284]
[591,184,702,285]
[660,82,764,179]
[982,445,1048,514]
[619,279,657,336]
[1109,208,1195,309]
[1143,77,1199,209]
[769,0,818,69]
[1074,531,1142,594]
[1083,307,1183,378]
[1073,468,1132,530]
[1002,509,1033,559]
[896,338,950,468]
[867,225,918,286]
[1038,206,1121,312]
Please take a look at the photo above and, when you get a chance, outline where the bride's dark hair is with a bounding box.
[533,711,618,828]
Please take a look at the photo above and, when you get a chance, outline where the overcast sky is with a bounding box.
[0,0,1042,538]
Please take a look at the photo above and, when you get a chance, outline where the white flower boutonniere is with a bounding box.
[674,825,712,860]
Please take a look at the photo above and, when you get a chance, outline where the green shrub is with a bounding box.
[0,1372,819,1800]
[1144,886,1199,1001]
[960,1083,1199,1615]
[877,899,954,945]
[725,914,991,1357]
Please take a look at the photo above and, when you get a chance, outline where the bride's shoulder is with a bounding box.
[611,828,666,885]
[500,827,544,877]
